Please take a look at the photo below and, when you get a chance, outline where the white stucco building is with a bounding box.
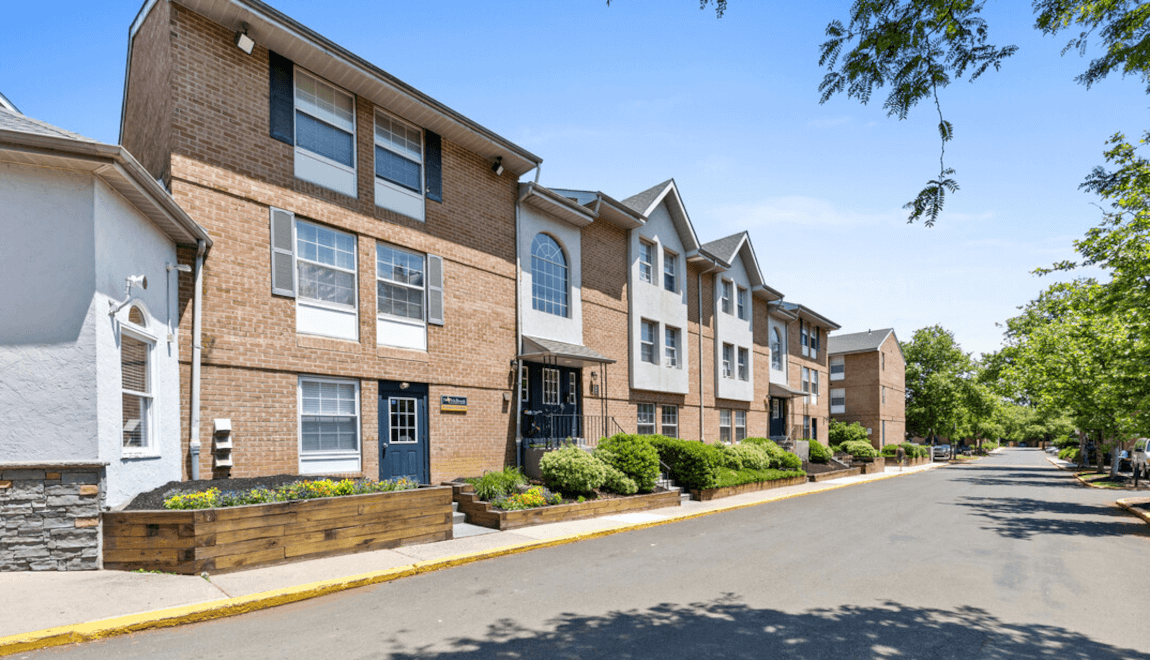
[0,107,210,508]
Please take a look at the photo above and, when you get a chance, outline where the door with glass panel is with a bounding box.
[522,363,581,443]
[769,397,787,438]
[379,381,429,483]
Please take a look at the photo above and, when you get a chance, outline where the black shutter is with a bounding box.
[269,52,295,145]
[424,129,442,203]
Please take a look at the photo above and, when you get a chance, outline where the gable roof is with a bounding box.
[0,107,211,247]
[827,328,898,355]
[778,301,841,330]
[621,179,673,215]
[699,230,775,296]
[621,179,701,253]
[699,233,744,265]
[123,0,541,177]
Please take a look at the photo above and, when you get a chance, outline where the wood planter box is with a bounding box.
[807,466,863,482]
[103,485,452,574]
[851,457,886,474]
[451,485,680,531]
[689,475,808,502]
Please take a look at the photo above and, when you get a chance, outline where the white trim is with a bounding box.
[298,375,361,474]
[119,319,158,458]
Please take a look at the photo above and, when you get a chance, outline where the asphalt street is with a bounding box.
[24,449,1150,659]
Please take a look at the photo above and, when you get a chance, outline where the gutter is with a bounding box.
[695,257,722,442]
[514,200,524,468]
[189,239,207,480]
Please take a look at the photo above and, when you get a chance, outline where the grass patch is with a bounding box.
[712,468,805,489]
[1080,474,1132,489]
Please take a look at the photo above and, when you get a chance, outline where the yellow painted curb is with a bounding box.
[1116,498,1150,526]
[0,464,938,657]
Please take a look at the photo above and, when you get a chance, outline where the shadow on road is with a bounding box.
[952,467,1077,489]
[386,596,1145,659]
[954,496,1146,540]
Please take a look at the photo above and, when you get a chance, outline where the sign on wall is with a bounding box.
[440,396,467,412]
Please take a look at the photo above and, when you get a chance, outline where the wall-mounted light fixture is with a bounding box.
[234,23,255,55]
[491,156,504,176]
[400,382,410,390]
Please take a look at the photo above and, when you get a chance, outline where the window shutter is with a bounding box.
[269,52,295,145]
[426,254,444,325]
[270,207,296,297]
[424,130,442,203]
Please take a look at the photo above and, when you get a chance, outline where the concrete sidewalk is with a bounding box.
[0,461,945,655]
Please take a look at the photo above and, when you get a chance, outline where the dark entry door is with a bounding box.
[379,381,429,483]
[522,363,581,442]
[769,397,787,437]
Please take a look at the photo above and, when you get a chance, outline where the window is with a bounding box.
[737,286,747,320]
[543,368,560,405]
[665,326,680,368]
[800,321,809,357]
[639,241,653,284]
[882,352,886,370]
[771,328,783,369]
[121,316,154,453]
[735,410,747,441]
[721,280,733,314]
[737,347,749,381]
[299,377,360,473]
[801,366,810,393]
[297,220,357,311]
[810,326,819,359]
[374,110,426,220]
[520,365,529,403]
[641,320,658,364]
[812,417,818,441]
[663,250,677,292]
[803,415,811,439]
[722,343,734,378]
[831,388,846,414]
[811,370,819,397]
[661,405,678,438]
[719,409,732,443]
[830,356,845,380]
[376,244,424,323]
[568,373,578,404]
[771,398,782,419]
[637,403,656,435]
[531,234,568,317]
[388,397,418,445]
[294,69,356,196]
[882,385,886,404]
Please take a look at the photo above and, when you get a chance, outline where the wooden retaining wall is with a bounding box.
[807,467,863,482]
[690,475,808,502]
[451,486,681,531]
[103,486,452,574]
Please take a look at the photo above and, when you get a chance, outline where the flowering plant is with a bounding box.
[491,485,562,511]
[162,477,419,510]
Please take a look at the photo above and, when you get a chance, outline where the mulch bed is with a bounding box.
[804,462,848,475]
[123,474,346,510]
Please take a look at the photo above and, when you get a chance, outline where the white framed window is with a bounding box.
[735,410,747,441]
[388,397,418,444]
[737,347,749,381]
[830,356,845,380]
[297,220,357,311]
[771,327,783,369]
[831,388,846,414]
[810,326,819,359]
[721,280,733,314]
[665,326,680,368]
[811,370,819,397]
[663,250,677,292]
[661,405,678,438]
[299,376,360,474]
[374,109,425,220]
[772,398,782,419]
[736,286,747,320]
[638,241,654,284]
[376,243,424,324]
[641,320,658,364]
[637,403,656,435]
[800,321,809,357]
[293,68,357,197]
[543,368,560,405]
[722,343,734,378]
[520,365,529,403]
[531,234,568,317]
[719,409,732,443]
[568,372,578,404]
[121,308,155,455]
[801,366,810,394]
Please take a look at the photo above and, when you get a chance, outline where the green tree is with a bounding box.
[903,325,974,451]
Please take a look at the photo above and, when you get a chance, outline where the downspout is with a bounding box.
[189,239,206,480]
[698,269,705,442]
[514,197,524,468]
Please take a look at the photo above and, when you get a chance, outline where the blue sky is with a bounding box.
[3,1,1143,357]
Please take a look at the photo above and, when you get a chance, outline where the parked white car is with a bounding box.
[1132,439,1149,481]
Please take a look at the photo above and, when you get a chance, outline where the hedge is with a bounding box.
[648,435,722,490]
[595,434,661,492]
[808,440,832,464]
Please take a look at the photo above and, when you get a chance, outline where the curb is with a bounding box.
[0,463,939,657]
[1116,498,1150,527]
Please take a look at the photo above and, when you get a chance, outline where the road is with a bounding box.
[26,449,1150,659]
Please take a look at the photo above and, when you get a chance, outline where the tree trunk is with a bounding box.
[1077,431,1087,468]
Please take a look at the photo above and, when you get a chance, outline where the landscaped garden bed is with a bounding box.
[806,464,863,482]
[689,473,808,501]
[104,477,451,574]
[650,435,806,500]
[851,456,887,474]
[450,482,680,530]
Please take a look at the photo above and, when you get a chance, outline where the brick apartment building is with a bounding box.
[121,0,542,484]
[768,302,839,448]
[827,328,906,449]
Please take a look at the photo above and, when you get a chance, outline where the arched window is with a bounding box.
[121,305,154,454]
[771,327,782,369]
[531,234,568,317]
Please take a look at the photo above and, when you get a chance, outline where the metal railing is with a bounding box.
[522,413,621,449]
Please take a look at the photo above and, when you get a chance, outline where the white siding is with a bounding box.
[629,201,689,393]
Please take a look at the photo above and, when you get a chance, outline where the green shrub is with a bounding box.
[808,440,832,464]
[491,485,562,510]
[728,443,772,470]
[540,446,607,494]
[714,467,806,489]
[840,440,878,459]
[715,443,743,470]
[742,437,801,470]
[648,435,722,490]
[469,466,527,501]
[595,434,660,492]
[1054,434,1078,449]
[829,420,869,447]
[1059,447,1080,462]
[600,462,639,495]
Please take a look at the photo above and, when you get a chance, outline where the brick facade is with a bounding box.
[786,320,832,447]
[829,330,907,449]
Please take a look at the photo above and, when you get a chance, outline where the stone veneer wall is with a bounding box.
[0,463,106,571]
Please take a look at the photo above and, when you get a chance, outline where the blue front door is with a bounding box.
[379,381,429,484]
[770,397,787,437]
